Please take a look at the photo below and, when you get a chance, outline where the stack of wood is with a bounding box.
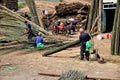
[55,2,89,16]
[111,0,120,55]
[42,2,90,30]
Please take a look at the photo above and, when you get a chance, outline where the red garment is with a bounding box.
[57,26,63,31]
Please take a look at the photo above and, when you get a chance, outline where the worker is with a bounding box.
[24,21,35,42]
[79,28,91,61]
[34,32,44,48]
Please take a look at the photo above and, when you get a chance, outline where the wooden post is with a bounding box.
[25,0,40,26]
[111,0,119,55]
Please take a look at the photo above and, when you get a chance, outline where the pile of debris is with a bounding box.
[42,2,90,29]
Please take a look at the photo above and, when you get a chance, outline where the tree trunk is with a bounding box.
[25,0,40,26]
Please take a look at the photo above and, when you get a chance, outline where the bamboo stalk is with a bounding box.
[117,1,120,55]
[42,40,79,56]
[111,1,119,55]
[115,7,120,55]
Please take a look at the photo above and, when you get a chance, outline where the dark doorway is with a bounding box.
[105,9,115,32]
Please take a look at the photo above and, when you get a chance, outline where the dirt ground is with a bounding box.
[0,32,120,80]
[0,0,120,80]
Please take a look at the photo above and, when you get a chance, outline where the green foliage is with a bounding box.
[18,2,26,9]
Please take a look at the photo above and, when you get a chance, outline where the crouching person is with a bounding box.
[90,49,105,63]
[34,32,44,48]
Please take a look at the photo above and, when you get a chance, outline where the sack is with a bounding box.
[37,43,45,48]
[86,41,93,51]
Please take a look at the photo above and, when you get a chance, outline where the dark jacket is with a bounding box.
[79,32,91,43]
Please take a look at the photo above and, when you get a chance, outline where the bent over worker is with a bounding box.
[79,28,91,61]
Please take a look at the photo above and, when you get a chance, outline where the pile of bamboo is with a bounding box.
[42,2,90,30]
[111,0,120,55]
[87,0,102,33]
[0,5,49,42]
[55,2,89,16]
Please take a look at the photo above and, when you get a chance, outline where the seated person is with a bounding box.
[34,32,44,48]
[90,49,105,63]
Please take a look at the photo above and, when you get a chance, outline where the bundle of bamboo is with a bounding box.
[87,0,102,33]
[111,0,120,55]
[42,2,90,30]
[55,2,89,16]
[0,5,50,42]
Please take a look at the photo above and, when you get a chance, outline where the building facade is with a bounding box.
[102,0,117,32]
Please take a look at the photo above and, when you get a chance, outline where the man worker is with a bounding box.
[79,28,91,61]
[24,21,35,42]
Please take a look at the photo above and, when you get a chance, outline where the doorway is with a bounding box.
[105,9,115,32]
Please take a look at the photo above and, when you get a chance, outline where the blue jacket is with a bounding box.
[35,36,44,44]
